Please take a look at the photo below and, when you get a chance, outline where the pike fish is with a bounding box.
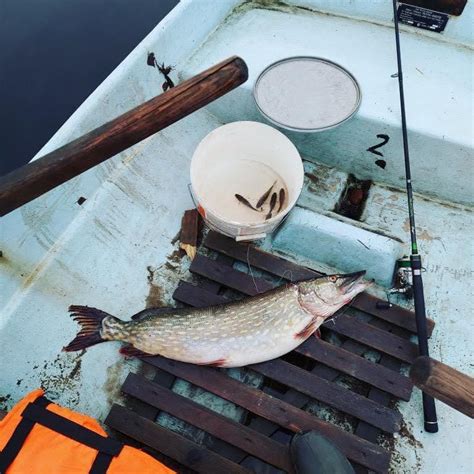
[63,271,371,367]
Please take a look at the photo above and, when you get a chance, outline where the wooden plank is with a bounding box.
[203,231,434,336]
[123,373,293,472]
[173,280,229,307]
[324,314,419,364]
[180,209,200,259]
[239,335,382,469]
[242,319,408,469]
[249,359,401,433]
[204,230,316,281]
[189,254,273,296]
[295,338,412,401]
[0,58,248,217]
[353,292,434,337]
[352,322,411,474]
[143,356,391,472]
[106,404,249,474]
[355,354,402,448]
[199,254,235,293]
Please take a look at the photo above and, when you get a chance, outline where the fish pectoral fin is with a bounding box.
[195,358,227,367]
[119,345,155,358]
[294,317,325,340]
[314,328,322,339]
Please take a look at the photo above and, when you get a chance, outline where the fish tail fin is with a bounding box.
[63,305,119,352]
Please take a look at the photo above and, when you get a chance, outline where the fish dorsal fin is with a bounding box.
[131,307,174,321]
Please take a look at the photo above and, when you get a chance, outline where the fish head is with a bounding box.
[297,271,372,319]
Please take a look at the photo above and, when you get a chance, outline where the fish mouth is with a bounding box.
[338,270,368,293]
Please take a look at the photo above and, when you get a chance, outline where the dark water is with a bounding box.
[0,0,178,176]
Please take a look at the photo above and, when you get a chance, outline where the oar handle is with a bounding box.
[410,356,474,419]
[0,56,248,216]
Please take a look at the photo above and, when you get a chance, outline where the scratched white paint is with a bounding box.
[0,1,473,473]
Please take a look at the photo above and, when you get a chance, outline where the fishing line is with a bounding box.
[245,244,295,291]
[274,269,295,287]
[326,297,356,326]
[246,244,260,293]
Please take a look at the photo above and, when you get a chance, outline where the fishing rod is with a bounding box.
[392,0,438,433]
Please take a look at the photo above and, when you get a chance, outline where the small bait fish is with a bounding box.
[235,194,260,212]
[256,181,276,208]
[266,192,278,220]
[277,188,286,213]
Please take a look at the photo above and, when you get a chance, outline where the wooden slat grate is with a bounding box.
[106,231,435,473]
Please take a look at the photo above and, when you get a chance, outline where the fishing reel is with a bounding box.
[390,256,414,299]
[376,256,414,309]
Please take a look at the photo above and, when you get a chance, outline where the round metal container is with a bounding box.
[253,56,362,132]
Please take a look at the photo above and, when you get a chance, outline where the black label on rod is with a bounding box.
[398,4,449,32]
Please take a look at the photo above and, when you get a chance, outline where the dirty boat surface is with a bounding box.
[1,1,472,473]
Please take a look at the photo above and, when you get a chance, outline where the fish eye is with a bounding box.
[329,275,337,283]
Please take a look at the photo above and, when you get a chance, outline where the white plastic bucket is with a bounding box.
[190,121,304,241]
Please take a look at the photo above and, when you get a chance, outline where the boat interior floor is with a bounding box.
[1,1,472,473]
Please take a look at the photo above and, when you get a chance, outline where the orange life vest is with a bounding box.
[0,389,175,473]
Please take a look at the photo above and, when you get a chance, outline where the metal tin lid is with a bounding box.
[253,56,362,132]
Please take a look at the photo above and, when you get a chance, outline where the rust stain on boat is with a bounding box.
[305,172,319,187]
[145,266,166,308]
[305,168,341,194]
[418,229,435,242]
[38,352,84,407]
[104,360,126,408]
[399,420,423,449]
[168,248,185,264]
[403,219,434,242]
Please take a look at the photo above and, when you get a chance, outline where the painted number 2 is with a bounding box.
[367,134,390,169]
[367,134,390,157]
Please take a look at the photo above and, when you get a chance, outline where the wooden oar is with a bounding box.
[410,356,474,418]
[0,56,248,216]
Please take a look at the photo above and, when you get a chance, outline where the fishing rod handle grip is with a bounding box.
[410,255,439,432]
[411,255,430,355]
[0,56,249,216]
[422,393,439,433]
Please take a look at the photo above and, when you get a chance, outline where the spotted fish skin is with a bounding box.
[64,272,371,368]
[106,284,313,367]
